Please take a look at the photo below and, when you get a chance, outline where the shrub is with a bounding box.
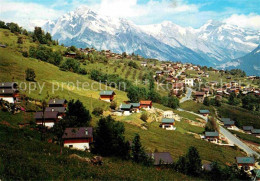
[22,51,28,57]
[140,112,148,122]
[92,107,103,116]
[25,68,36,81]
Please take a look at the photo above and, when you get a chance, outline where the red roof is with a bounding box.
[172,83,183,88]
[140,100,152,105]
[195,92,205,96]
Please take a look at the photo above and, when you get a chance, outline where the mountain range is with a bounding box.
[43,6,260,75]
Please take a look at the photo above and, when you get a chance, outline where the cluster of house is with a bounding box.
[35,99,67,128]
[242,126,260,137]
[0,82,19,104]
[99,90,153,115]
[34,98,94,151]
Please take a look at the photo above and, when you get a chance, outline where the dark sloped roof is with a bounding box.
[242,126,254,131]
[48,99,66,105]
[162,118,175,124]
[199,110,210,114]
[251,129,260,134]
[45,107,66,113]
[130,103,140,108]
[223,120,235,126]
[120,104,133,110]
[99,90,115,96]
[147,152,173,165]
[0,89,14,95]
[236,157,255,164]
[62,127,93,139]
[34,111,59,119]
[205,131,219,137]
[0,82,17,88]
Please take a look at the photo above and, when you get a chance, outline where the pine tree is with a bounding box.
[186,146,202,176]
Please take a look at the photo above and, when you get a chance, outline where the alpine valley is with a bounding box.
[43,6,260,75]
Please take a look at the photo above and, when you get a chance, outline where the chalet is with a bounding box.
[140,100,152,109]
[62,127,93,151]
[45,107,66,118]
[99,91,116,102]
[204,73,209,78]
[251,129,260,136]
[202,163,213,172]
[199,110,210,116]
[198,71,204,75]
[0,44,6,48]
[161,118,175,130]
[223,120,235,129]
[48,99,67,107]
[184,78,194,87]
[236,157,255,170]
[0,82,18,89]
[205,131,219,142]
[155,71,163,76]
[0,89,19,104]
[209,81,218,87]
[165,77,173,83]
[130,103,141,113]
[194,92,205,103]
[141,62,147,67]
[120,104,133,115]
[202,88,210,96]
[34,111,59,128]
[147,152,174,166]
[230,81,239,87]
[242,126,254,133]
[65,52,76,58]
[172,83,184,95]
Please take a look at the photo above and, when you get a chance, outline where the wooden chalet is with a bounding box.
[119,104,133,115]
[251,129,260,136]
[147,152,174,166]
[62,127,93,150]
[223,120,235,129]
[194,92,205,103]
[199,110,210,116]
[65,52,76,58]
[0,89,19,104]
[205,131,219,142]
[161,118,175,130]
[0,82,18,89]
[236,157,255,169]
[140,100,152,109]
[48,99,67,107]
[172,83,184,95]
[130,103,141,112]
[242,126,254,133]
[99,91,116,102]
[34,111,59,128]
[45,107,66,118]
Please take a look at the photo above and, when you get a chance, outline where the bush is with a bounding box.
[25,68,36,81]
[22,51,28,57]
[60,58,80,73]
[92,107,103,116]
[140,112,148,122]
[110,101,117,110]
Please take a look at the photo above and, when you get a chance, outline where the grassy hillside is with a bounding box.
[0,114,194,180]
[0,28,246,169]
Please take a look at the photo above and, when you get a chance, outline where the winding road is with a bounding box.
[180,87,192,103]
[177,107,259,156]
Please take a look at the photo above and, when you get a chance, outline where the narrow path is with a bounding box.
[180,87,192,103]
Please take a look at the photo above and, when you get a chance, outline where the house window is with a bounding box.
[69,145,73,148]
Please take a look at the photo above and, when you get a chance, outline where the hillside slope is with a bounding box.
[0,28,245,168]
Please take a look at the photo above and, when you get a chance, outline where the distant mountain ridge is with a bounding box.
[217,45,260,76]
[43,6,260,71]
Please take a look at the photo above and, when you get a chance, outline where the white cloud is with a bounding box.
[223,14,260,30]
[0,0,64,30]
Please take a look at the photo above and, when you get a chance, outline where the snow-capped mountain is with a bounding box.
[218,45,260,76]
[43,6,209,65]
[43,6,260,68]
[140,20,260,63]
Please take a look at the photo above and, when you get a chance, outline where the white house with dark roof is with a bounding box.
[62,127,93,150]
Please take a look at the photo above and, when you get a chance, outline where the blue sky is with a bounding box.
[0,0,259,30]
